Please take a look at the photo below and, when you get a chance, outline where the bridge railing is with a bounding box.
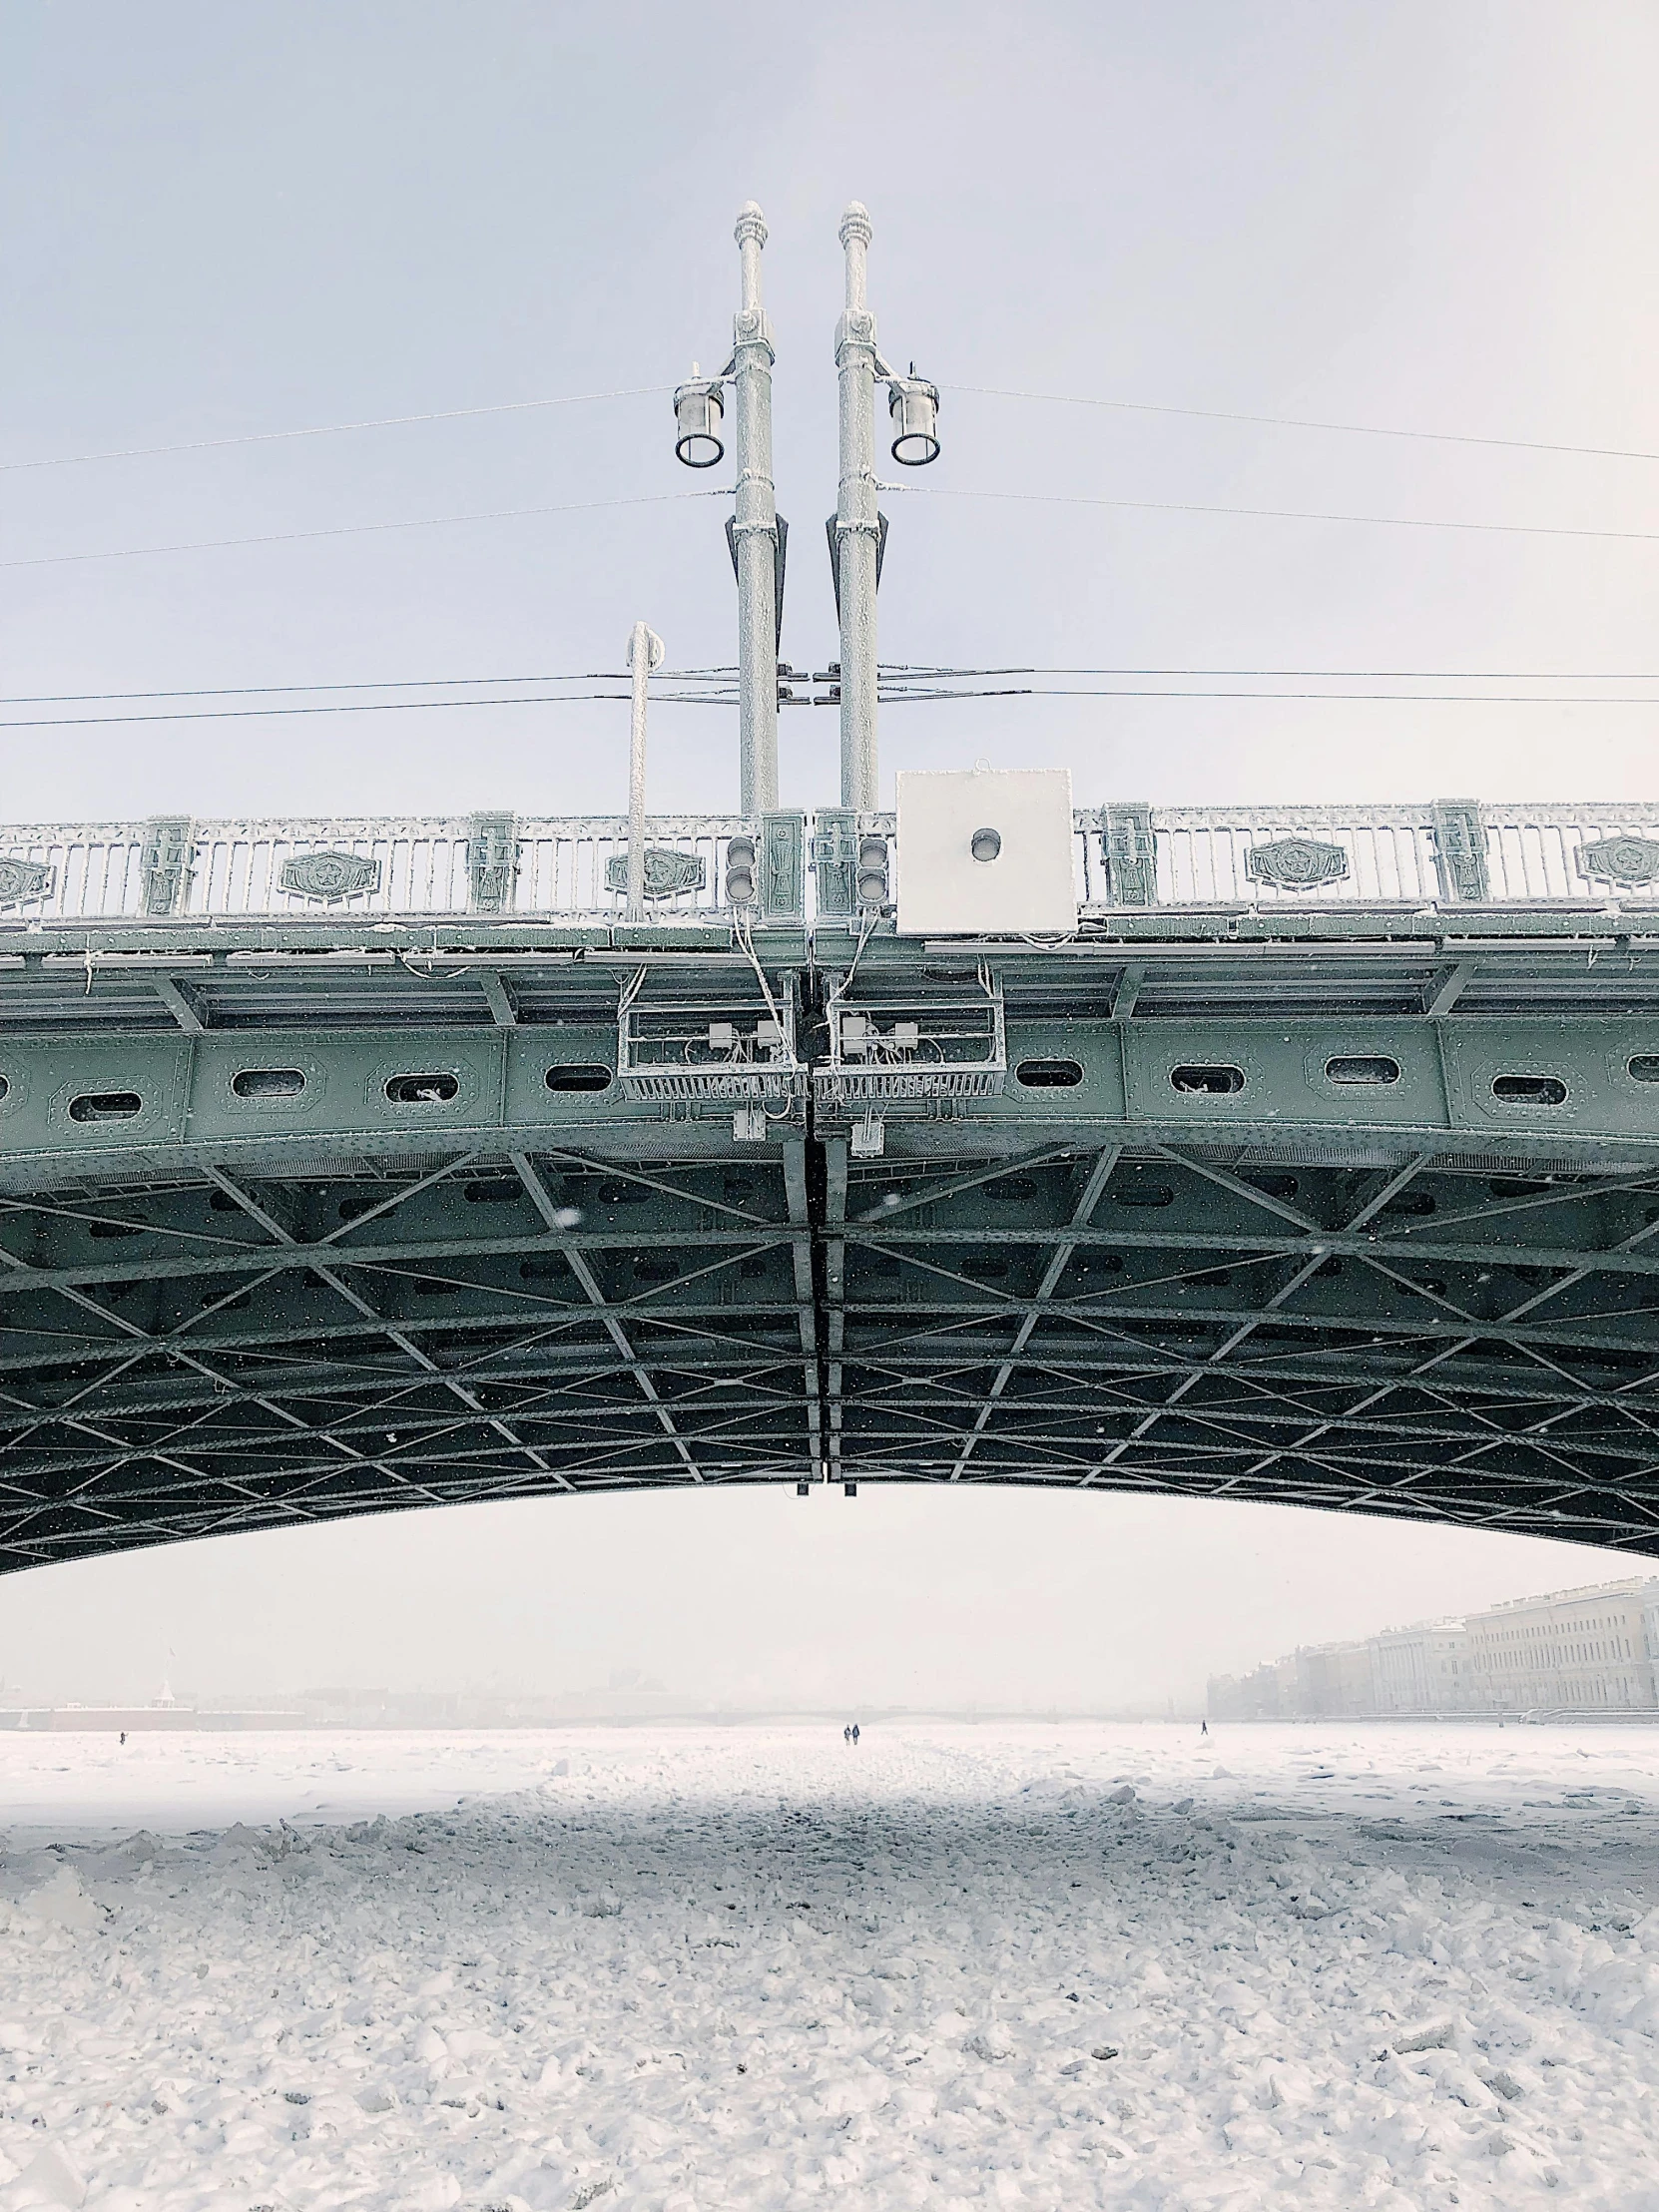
[0,816,748,924]
[1092,802,1659,911]
[1,801,1658,925]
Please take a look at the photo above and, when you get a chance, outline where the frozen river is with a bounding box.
[1,1722,1657,2209]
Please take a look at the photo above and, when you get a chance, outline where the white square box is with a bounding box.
[895,768,1077,935]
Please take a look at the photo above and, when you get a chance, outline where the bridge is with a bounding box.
[1,793,1659,1571]
[9,205,1659,1572]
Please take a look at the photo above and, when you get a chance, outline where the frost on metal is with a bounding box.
[3,801,1659,924]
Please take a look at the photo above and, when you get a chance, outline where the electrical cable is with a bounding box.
[877,664,1659,681]
[3,665,1648,710]
[943,383,1659,466]
[5,678,1657,725]
[877,481,1659,546]
[0,384,676,472]
[872,687,1659,705]
[0,693,738,732]
[0,669,736,705]
[0,487,733,571]
[6,680,1657,729]
[12,376,1651,476]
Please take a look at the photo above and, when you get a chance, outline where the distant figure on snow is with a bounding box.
[851,1723,860,1746]
[1200,1719,1208,1737]
[120,1731,127,1746]
[842,1725,850,1744]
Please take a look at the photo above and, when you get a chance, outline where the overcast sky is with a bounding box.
[2,2,1657,1707]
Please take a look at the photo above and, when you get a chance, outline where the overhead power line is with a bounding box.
[7,680,1659,731]
[879,481,1659,546]
[0,670,735,705]
[945,383,1659,466]
[11,377,1653,478]
[877,687,1659,705]
[2,666,1651,710]
[879,664,1659,682]
[0,692,737,732]
[12,475,1653,574]
[0,487,732,571]
[0,384,675,472]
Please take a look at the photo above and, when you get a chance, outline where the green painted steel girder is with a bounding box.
[0,923,1657,1569]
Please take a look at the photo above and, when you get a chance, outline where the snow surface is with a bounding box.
[2,1721,1658,2209]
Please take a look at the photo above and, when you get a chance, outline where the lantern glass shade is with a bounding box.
[888,376,940,466]
[674,379,726,467]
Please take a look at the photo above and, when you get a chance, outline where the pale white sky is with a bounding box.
[2,1,1656,1704]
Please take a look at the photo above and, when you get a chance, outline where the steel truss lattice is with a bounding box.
[3,913,1659,1570]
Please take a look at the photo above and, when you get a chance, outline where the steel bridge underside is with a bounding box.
[4,910,1659,1571]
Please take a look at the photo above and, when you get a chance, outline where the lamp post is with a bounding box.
[625,620,665,920]
[731,203,780,817]
[674,203,781,819]
[833,205,881,816]
[832,205,940,815]
[675,202,936,822]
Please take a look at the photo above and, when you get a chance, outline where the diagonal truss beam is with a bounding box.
[206,1164,576,1493]
[509,1152,703,1481]
[950,1146,1120,1480]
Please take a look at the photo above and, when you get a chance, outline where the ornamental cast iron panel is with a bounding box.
[279,850,383,902]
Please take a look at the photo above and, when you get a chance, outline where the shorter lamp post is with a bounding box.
[625,620,665,920]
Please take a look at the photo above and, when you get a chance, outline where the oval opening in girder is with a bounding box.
[1629,1055,1659,1084]
[1115,1184,1175,1209]
[1326,1055,1400,1086]
[69,1092,143,1122]
[232,1067,306,1100]
[1246,1172,1300,1200]
[464,1179,523,1206]
[1492,1073,1567,1106]
[384,1072,460,1105]
[1170,1064,1245,1095]
[545,1064,614,1093]
[1015,1058,1084,1089]
[0,1076,9,1103]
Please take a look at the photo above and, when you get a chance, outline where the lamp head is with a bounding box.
[888,370,940,466]
[673,367,726,467]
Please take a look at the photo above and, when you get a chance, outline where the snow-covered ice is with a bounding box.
[2,1722,1658,2209]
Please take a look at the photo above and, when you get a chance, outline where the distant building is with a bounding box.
[1209,1574,1659,1720]
[1299,1640,1378,1718]
[1463,1580,1657,1715]
[1373,1619,1468,1714]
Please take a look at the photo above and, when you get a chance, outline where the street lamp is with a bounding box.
[671,206,783,818]
[673,367,726,467]
[832,204,940,813]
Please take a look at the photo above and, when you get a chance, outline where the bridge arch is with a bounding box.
[1,801,1658,1571]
